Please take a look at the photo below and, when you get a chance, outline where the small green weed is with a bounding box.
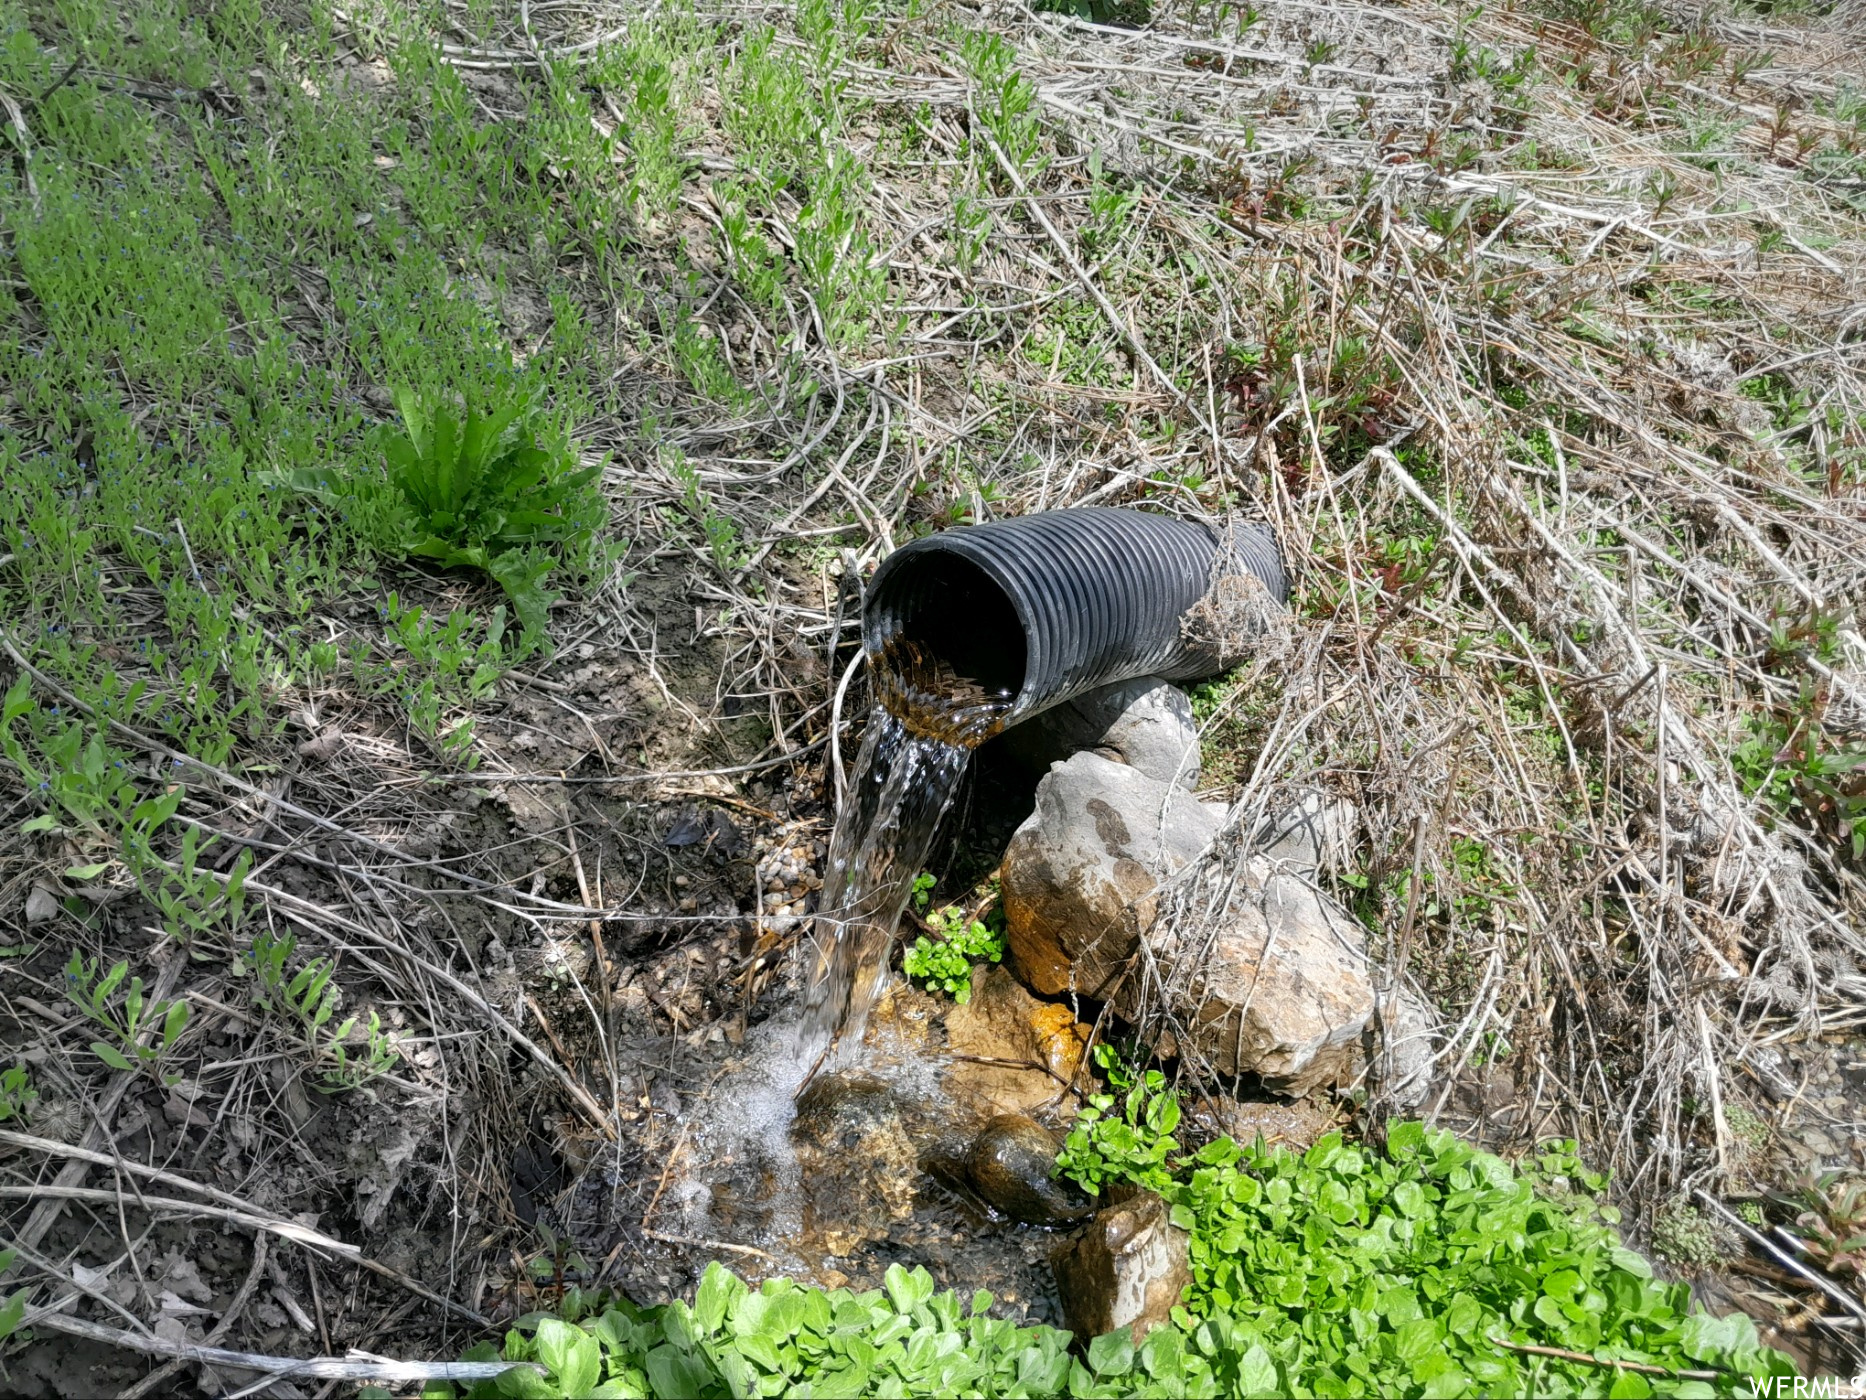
[0,1250,25,1344]
[2,679,140,838]
[64,953,191,1085]
[1650,1199,1728,1270]
[1775,1172,1866,1282]
[237,929,399,1093]
[1033,0,1153,25]
[1732,702,1866,858]
[901,874,1006,1002]
[663,449,746,575]
[0,1064,36,1123]
[1055,1043,1182,1195]
[961,32,1042,177]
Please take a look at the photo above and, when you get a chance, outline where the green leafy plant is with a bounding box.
[1032,0,1153,26]
[0,1063,36,1123]
[271,390,603,640]
[445,1261,1080,1399]
[1650,1199,1728,1270]
[902,879,1005,1003]
[1775,1172,1866,1280]
[1732,701,1866,858]
[2,679,140,837]
[319,1010,399,1094]
[237,929,399,1093]
[0,1249,26,1344]
[1055,1043,1182,1195]
[123,799,254,944]
[1158,1125,1792,1397]
[960,32,1042,177]
[64,953,191,1085]
[663,448,746,575]
[450,1131,1795,1397]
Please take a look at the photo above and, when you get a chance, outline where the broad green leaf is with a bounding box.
[1086,1330,1133,1377]
[644,1344,712,1399]
[697,1261,742,1335]
[0,1286,26,1341]
[90,1041,134,1071]
[1387,1122,1426,1159]
[1235,1343,1278,1398]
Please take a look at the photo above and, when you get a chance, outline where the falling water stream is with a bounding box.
[669,638,1039,1287]
[798,638,1016,1071]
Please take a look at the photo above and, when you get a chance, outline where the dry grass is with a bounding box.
[2,0,1864,1381]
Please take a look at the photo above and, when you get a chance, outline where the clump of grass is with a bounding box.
[268,389,605,644]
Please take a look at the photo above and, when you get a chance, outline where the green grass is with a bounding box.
[0,0,613,769]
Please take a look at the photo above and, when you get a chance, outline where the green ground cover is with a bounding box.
[448,1122,1794,1398]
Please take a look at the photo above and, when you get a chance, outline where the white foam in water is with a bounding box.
[681,1014,811,1259]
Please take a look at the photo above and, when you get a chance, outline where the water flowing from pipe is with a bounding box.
[798,641,1013,1076]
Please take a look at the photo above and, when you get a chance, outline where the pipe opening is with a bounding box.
[871,552,1026,743]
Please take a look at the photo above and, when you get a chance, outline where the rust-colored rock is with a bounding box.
[944,965,1090,1119]
[1001,752,1223,997]
[1051,1191,1191,1344]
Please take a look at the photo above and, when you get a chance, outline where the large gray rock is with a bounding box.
[1002,752,1225,997]
[1003,756,1374,1095]
[1001,677,1202,790]
[1051,1191,1190,1344]
[1248,790,1357,874]
[1128,862,1374,1094]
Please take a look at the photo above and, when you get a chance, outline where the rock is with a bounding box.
[965,1115,1093,1225]
[1365,989,1437,1108]
[1051,1191,1191,1344]
[1002,753,1224,997]
[1002,677,1202,790]
[24,885,59,925]
[1248,789,1357,874]
[944,965,1090,1119]
[1128,863,1373,1094]
[789,1070,925,1256]
[1186,1095,1339,1151]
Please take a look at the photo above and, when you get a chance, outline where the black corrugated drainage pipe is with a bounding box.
[862,507,1286,741]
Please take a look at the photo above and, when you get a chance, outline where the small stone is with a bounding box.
[1051,1191,1191,1344]
[24,885,59,925]
[965,1115,1093,1226]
